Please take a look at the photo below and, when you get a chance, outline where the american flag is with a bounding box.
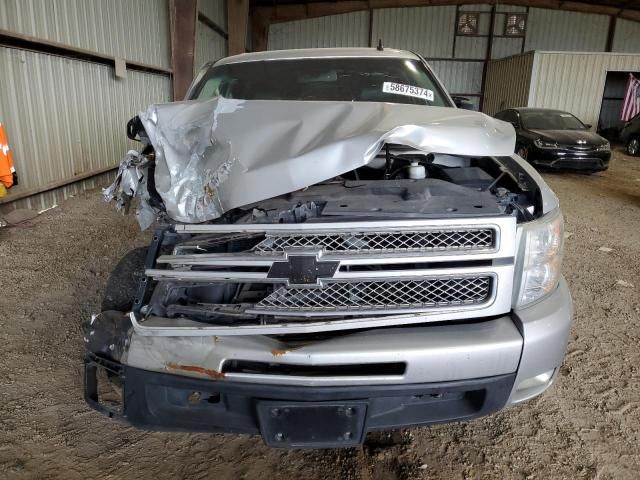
[621,73,640,122]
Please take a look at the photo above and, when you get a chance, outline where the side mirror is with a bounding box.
[509,121,519,130]
[584,123,592,129]
[452,95,475,110]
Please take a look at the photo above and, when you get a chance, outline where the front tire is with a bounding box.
[627,137,640,156]
[101,247,147,312]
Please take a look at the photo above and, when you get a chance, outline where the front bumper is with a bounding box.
[83,278,572,447]
[85,354,514,447]
[529,148,610,171]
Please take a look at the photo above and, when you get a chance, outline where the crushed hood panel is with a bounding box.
[136,98,515,223]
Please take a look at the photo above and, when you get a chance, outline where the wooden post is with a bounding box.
[228,0,250,55]
[169,0,198,100]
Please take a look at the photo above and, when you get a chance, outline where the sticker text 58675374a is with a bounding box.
[382,82,434,102]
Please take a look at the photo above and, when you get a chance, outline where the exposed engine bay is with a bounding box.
[231,147,537,224]
[112,147,538,330]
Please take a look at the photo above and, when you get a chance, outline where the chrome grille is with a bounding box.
[254,276,492,313]
[253,229,494,255]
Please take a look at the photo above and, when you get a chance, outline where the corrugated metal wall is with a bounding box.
[483,52,535,115]
[268,12,369,50]
[430,61,484,95]
[612,18,640,53]
[0,0,171,69]
[199,0,227,32]
[195,23,228,73]
[195,0,228,74]
[371,7,455,57]
[0,0,173,212]
[529,52,640,129]
[0,47,171,211]
[524,8,609,52]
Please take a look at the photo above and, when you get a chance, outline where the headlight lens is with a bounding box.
[596,141,610,152]
[533,138,558,149]
[515,209,564,307]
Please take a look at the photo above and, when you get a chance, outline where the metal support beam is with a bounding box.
[479,5,496,112]
[228,0,250,55]
[170,0,198,100]
[605,14,617,51]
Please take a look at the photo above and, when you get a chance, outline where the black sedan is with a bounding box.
[494,108,611,172]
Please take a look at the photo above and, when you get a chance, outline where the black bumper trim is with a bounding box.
[84,354,515,446]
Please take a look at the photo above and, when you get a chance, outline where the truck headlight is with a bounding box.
[596,141,610,152]
[515,209,564,307]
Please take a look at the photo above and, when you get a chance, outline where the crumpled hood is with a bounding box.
[139,97,515,223]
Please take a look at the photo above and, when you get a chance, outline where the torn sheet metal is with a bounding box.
[135,98,516,223]
[103,150,156,230]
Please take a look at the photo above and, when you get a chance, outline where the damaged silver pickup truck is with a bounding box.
[85,48,572,449]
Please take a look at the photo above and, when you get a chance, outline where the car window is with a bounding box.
[521,111,586,130]
[189,58,451,107]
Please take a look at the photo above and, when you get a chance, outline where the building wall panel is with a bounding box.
[268,12,369,50]
[371,7,456,58]
[612,18,640,53]
[199,0,227,31]
[491,37,523,59]
[430,60,484,95]
[523,8,609,52]
[0,47,171,211]
[195,22,228,73]
[455,36,488,59]
[0,0,171,69]
[483,51,534,115]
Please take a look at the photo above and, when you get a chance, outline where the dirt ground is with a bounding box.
[1,149,639,480]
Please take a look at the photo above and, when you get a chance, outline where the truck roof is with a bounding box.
[215,48,421,67]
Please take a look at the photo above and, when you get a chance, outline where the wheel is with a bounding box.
[627,137,640,156]
[101,247,147,311]
[516,145,528,160]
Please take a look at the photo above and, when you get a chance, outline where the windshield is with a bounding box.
[189,58,451,107]
[521,111,586,130]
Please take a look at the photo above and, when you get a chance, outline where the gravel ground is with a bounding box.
[1,149,639,480]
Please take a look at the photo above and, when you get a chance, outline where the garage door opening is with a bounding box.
[598,70,640,140]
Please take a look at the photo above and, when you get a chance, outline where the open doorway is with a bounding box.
[598,70,640,140]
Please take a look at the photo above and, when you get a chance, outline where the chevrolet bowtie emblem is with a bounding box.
[267,253,339,286]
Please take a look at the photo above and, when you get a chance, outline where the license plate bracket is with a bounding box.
[256,400,368,448]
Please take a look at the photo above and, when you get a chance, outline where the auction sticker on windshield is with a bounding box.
[382,82,434,101]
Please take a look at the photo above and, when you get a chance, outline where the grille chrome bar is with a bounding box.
[146,266,499,283]
[157,249,507,267]
[173,217,512,234]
